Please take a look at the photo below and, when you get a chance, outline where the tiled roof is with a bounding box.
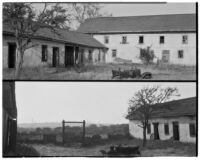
[128,97,196,120]
[3,24,106,49]
[78,14,196,33]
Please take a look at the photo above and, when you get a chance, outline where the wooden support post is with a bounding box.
[62,120,65,145]
[82,120,86,145]
[73,46,76,65]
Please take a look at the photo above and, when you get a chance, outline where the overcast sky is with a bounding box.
[33,3,195,17]
[16,82,196,124]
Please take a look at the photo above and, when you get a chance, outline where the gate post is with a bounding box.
[82,120,86,145]
[62,120,65,145]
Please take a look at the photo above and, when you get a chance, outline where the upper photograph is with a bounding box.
[3,2,197,80]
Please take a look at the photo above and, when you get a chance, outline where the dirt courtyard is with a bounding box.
[30,139,196,157]
[3,63,196,80]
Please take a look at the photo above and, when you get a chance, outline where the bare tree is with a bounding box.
[3,3,72,78]
[72,3,112,29]
[126,86,179,146]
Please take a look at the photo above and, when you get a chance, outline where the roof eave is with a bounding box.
[3,31,107,49]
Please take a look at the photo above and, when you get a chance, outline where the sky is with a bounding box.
[32,2,196,29]
[33,3,196,17]
[16,82,196,124]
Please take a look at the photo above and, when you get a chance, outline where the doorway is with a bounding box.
[65,46,74,66]
[173,122,180,140]
[52,47,59,67]
[162,50,170,63]
[153,123,160,140]
[8,43,16,68]
[80,49,84,63]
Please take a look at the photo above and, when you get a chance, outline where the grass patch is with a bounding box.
[4,143,40,157]
[3,63,196,80]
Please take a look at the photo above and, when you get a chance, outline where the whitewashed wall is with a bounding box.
[93,33,196,65]
[129,116,196,143]
[3,36,65,68]
[3,35,106,68]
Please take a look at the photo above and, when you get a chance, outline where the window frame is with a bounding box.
[182,35,188,44]
[41,45,48,62]
[189,123,196,137]
[178,50,184,59]
[160,36,165,44]
[122,36,127,44]
[112,49,117,58]
[139,36,144,44]
[104,36,109,44]
[164,123,169,135]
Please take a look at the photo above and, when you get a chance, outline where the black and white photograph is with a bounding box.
[3,82,197,157]
[2,1,198,159]
[2,2,196,80]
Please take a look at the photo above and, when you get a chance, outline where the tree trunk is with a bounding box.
[143,126,147,147]
[15,48,23,79]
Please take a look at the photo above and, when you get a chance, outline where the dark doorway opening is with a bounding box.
[75,47,79,64]
[52,47,59,67]
[8,43,16,68]
[80,49,84,63]
[173,122,180,140]
[65,46,74,66]
[153,123,160,140]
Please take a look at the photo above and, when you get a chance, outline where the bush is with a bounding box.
[139,47,155,65]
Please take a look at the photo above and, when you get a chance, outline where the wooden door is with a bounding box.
[153,123,160,140]
[8,43,16,68]
[65,46,74,66]
[173,122,179,140]
[162,50,170,63]
[52,47,59,67]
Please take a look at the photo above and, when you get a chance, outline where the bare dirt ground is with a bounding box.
[30,139,196,157]
[3,63,196,80]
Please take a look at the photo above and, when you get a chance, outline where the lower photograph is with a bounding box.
[3,82,197,157]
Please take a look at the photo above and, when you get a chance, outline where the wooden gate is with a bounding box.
[62,120,86,145]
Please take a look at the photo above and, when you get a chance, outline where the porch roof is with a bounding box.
[3,24,107,49]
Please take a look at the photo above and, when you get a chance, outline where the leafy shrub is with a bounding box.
[139,47,155,65]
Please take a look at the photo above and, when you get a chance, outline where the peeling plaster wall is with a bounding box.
[129,116,196,143]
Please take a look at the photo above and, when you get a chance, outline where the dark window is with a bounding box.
[88,50,93,62]
[182,35,188,44]
[147,123,151,134]
[42,45,48,62]
[160,36,165,44]
[139,36,144,44]
[164,124,169,135]
[112,50,117,58]
[122,36,127,44]
[178,50,184,59]
[98,51,101,61]
[104,36,109,44]
[189,123,196,137]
